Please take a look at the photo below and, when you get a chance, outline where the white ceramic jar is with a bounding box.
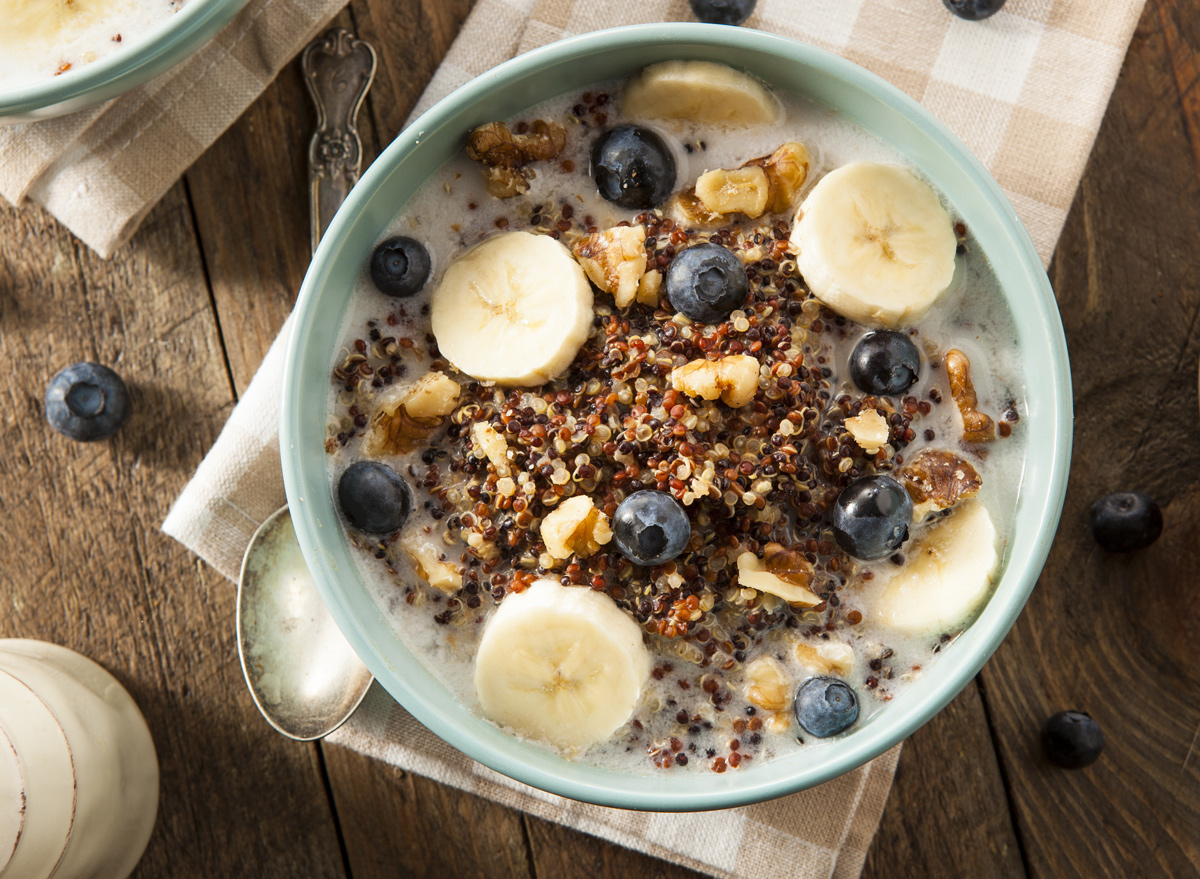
[0,639,159,879]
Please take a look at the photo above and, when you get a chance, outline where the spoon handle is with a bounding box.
[302,28,377,253]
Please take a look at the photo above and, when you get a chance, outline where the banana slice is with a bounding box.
[474,579,651,750]
[2,0,117,49]
[431,232,593,386]
[874,500,999,636]
[622,60,780,127]
[789,162,957,329]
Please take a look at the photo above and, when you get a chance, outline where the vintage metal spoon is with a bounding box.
[236,28,377,741]
[303,27,377,252]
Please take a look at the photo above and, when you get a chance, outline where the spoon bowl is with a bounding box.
[236,505,373,741]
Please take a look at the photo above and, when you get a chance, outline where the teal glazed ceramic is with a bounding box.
[0,0,251,123]
[281,23,1072,811]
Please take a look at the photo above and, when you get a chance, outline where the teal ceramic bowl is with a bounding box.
[0,0,250,123]
[282,23,1072,811]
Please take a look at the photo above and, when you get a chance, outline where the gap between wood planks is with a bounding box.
[972,673,1034,879]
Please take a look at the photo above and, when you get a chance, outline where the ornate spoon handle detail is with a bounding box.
[302,28,377,252]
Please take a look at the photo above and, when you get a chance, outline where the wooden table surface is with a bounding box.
[2,1,1199,876]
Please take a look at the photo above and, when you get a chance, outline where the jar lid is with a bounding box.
[0,726,21,873]
[0,669,74,879]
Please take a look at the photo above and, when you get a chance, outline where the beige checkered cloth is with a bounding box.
[163,1,1146,877]
[0,0,348,258]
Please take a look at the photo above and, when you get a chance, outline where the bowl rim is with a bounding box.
[0,0,251,122]
[282,22,1073,811]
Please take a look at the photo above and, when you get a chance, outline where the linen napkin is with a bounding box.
[0,0,348,258]
[164,1,1147,877]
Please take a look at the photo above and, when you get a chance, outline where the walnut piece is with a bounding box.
[736,547,821,606]
[471,422,512,477]
[362,371,461,457]
[794,640,855,676]
[899,448,982,520]
[637,269,663,307]
[744,656,790,712]
[665,189,725,229]
[670,354,760,408]
[480,166,528,198]
[403,372,463,419]
[695,166,770,218]
[401,531,462,593]
[573,225,647,308]
[677,142,811,224]
[945,349,995,442]
[465,120,567,199]
[539,495,613,560]
[743,142,811,214]
[845,409,889,454]
[763,711,791,734]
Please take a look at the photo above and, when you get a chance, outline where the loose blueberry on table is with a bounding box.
[338,460,412,534]
[665,242,750,324]
[612,491,691,565]
[1041,710,1104,769]
[1089,491,1162,552]
[849,330,921,396]
[591,124,677,209]
[370,236,431,298]
[689,0,756,26]
[795,676,860,738]
[44,362,131,442]
[942,0,1006,20]
[831,475,914,561]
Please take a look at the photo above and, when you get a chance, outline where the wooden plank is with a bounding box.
[978,2,1200,876]
[322,747,534,879]
[352,0,477,143]
[863,683,1027,879]
[0,189,347,877]
[525,817,706,879]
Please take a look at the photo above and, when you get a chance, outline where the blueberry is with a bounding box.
[1089,492,1162,552]
[665,243,749,324]
[591,125,676,210]
[831,475,913,560]
[794,676,859,738]
[370,236,431,298]
[849,331,921,396]
[1041,710,1104,769]
[689,0,756,25]
[337,461,411,534]
[44,362,131,442]
[942,0,1005,20]
[612,491,691,565]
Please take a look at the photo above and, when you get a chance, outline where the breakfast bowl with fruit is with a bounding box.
[280,23,1071,809]
[0,0,250,122]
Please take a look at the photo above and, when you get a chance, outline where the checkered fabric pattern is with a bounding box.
[160,1,1145,877]
[414,0,1144,267]
[331,685,899,879]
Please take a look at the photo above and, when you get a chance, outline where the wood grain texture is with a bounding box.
[323,747,534,879]
[352,0,477,142]
[0,189,347,877]
[863,683,1027,879]
[525,816,707,879]
[976,1,1200,876]
[5,0,1199,877]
